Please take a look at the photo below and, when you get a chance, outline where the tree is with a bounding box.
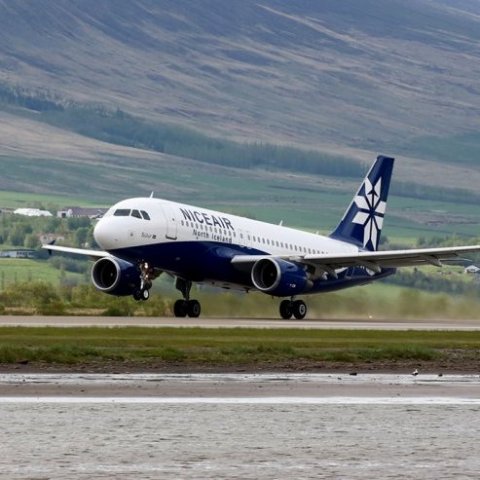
[8,225,26,246]
[24,233,40,249]
[74,227,89,247]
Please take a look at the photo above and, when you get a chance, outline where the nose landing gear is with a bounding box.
[133,262,157,301]
[133,288,150,301]
[174,278,201,318]
[279,298,307,320]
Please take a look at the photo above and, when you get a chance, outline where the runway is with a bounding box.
[0,315,480,330]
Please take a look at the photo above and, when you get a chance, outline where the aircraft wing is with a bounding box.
[42,244,110,259]
[231,245,480,274]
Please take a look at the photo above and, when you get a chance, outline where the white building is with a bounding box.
[14,208,53,217]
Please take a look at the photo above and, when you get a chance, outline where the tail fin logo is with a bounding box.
[330,155,394,251]
[352,177,386,249]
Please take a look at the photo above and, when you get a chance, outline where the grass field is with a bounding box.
[0,259,84,287]
[0,257,479,320]
[0,187,101,209]
[0,326,479,371]
[2,163,479,239]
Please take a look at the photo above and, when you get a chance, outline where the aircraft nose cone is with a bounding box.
[94,219,112,249]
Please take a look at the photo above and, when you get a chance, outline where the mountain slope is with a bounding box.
[0,0,479,152]
[0,1,480,238]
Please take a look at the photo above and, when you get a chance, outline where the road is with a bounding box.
[1,315,480,330]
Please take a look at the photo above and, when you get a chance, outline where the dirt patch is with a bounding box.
[1,356,479,375]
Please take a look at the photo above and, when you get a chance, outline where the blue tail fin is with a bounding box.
[330,155,395,251]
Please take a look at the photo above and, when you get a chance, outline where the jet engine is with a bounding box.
[251,258,311,297]
[91,257,141,296]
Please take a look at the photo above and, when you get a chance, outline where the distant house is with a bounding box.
[57,207,106,219]
[464,265,480,275]
[14,208,52,217]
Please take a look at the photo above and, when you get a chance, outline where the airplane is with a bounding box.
[43,155,480,319]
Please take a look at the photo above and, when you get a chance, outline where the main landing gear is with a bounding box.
[279,298,307,320]
[174,278,201,318]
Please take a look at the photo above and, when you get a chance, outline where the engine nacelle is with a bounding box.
[251,258,311,297]
[91,257,141,296]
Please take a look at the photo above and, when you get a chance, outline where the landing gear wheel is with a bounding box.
[187,300,201,318]
[133,288,150,301]
[173,299,188,318]
[279,300,293,320]
[173,278,202,318]
[292,300,307,320]
[133,289,150,301]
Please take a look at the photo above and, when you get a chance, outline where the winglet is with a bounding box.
[330,155,395,251]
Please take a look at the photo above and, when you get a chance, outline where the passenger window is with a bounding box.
[114,209,130,217]
[131,210,142,219]
[141,210,151,220]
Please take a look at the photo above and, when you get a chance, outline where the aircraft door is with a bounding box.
[162,205,178,240]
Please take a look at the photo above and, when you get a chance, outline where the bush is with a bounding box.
[36,300,66,315]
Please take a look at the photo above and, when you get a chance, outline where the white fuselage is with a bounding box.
[93,197,359,258]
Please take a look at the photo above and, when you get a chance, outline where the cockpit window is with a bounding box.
[114,209,131,217]
[113,208,151,220]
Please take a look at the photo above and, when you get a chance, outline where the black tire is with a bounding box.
[292,300,307,320]
[279,300,293,319]
[134,289,150,301]
[173,299,188,317]
[133,290,143,301]
[187,299,201,318]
